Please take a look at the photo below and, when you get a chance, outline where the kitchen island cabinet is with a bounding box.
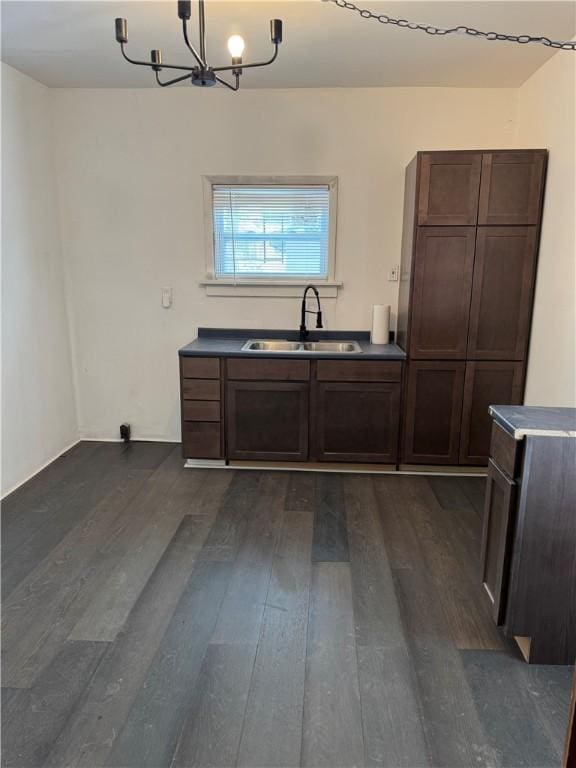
[481,405,576,665]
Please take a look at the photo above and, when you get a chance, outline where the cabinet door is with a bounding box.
[480,459,517,624]
[417,152,482,225]
[478,152,546,225]
[467,227,537,360]
[402,361,465,464]
[460,362,524,465]
[409,227,475,359]
[313,383,400,463]
[226,381,308,461]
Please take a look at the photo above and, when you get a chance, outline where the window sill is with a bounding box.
[199,280,343,298]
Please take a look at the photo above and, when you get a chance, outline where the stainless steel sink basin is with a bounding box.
[241,339,363,354]
[241,340,302,352]
[303,341,362,353]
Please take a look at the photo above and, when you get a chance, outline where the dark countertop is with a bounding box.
[489,405,576,440]
[179,328,406,360]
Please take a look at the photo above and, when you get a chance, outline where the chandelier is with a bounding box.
[114,1,283,90]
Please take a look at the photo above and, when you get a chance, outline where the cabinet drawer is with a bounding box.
[227,358,310,381]
[182,379,220,401]
[182,422,221,459]
[490,422,522,479]
[182,400,221,422]
[181,357,220,379]
[316,360,402,383]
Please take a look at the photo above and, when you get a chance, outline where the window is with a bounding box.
[202,176,339,296]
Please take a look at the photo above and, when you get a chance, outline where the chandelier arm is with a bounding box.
[215,74,240,91]
[212,44,278,73]
[182,19,205,67]
[120,43,196,72]
[155,70,193,87]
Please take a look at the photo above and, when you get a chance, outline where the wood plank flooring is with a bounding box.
[1,442,572,768]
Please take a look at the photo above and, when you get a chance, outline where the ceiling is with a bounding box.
[1,0,575,88]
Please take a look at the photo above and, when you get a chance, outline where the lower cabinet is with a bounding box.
[402,361,465,464]
[226,380,309,461]
[480,458,517,624]
[403,359,524,465]
[313,382,400,463]
[222,358,402,464]
[181,355,403,465]
[459,361,524,464]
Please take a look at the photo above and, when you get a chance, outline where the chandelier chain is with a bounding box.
[322,0,576,50]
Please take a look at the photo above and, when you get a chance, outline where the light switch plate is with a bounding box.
[162,286,172,308]
[388,265,400,282]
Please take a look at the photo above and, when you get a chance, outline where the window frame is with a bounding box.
[201,175,340,297]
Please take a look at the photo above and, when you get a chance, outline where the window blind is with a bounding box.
[212,185,330,280]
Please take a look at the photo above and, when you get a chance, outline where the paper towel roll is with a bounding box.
[371,304,390,345]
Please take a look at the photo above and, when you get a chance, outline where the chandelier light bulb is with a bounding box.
[227,34,245,58]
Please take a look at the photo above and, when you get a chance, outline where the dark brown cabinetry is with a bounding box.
[311,357,401,465]
[180,355,402,465]
[179,356,223,459]
[225,359,310,462]
[399,148,547,465]
[460,362,524,464]
[480,457,517,623]
[313,383,399,463]
[226,380,309,461]
[403,361,465,464]
[481,411,576,665]
[417,152,481,225]
[467,227,538,360]
[409,227,475,359]
[478,152,546,225]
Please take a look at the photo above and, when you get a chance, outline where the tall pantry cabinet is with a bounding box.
[397,150,547,465]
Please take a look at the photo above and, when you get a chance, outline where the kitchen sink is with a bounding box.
[241,339,363,354]
[241,340,302,352]
[303,341,362,353]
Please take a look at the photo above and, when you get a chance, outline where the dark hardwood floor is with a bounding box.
[1,441,572,768]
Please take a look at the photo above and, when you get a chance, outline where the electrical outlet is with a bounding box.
[388,265,400,282]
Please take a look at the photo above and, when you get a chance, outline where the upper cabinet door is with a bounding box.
[478,152,546,225]
[409,227,476,359]
[417,153,482,225]
[467,227,538,360]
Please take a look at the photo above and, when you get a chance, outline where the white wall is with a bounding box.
[516,52,576,406]
[52,86,518,441]
[1,64,78,495]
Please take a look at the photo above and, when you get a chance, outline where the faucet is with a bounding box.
[299,285,323,341]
